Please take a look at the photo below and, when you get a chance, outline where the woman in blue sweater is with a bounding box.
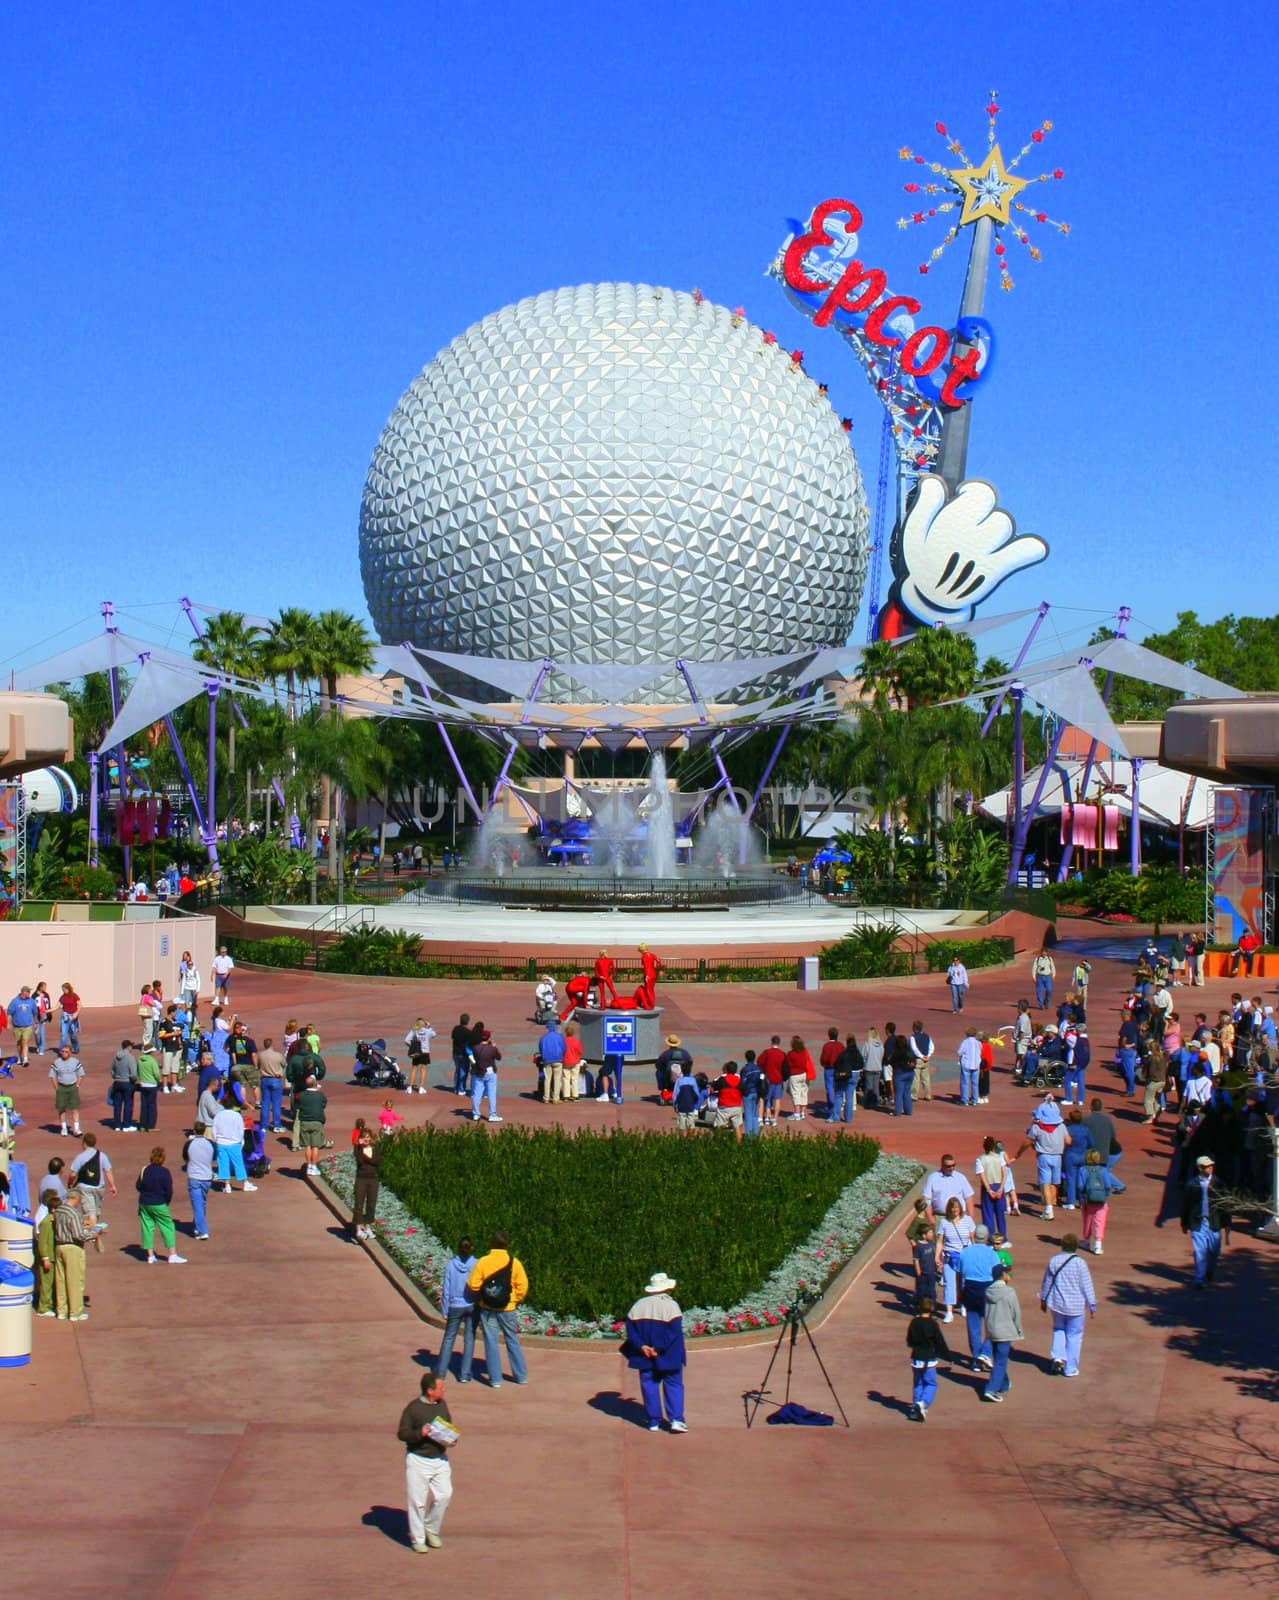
[437,1238,479,1381]
[136,1147,186,1265]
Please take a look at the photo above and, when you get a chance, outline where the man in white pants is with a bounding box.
[397,1371,456,1552]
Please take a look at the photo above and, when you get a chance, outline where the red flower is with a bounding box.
[912,212,924,224]
[1053,168,1064,179]
[986,102,1000,116]
[904,182,920,193]
[919,265,929,274]
[1032,130,1044,143]
[935,121,947,135]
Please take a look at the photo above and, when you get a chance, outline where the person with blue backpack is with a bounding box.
[671,1065,701,1135]
[738,1050,765,1138]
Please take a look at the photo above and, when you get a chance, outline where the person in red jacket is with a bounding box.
[784,1035,816,1121]
[712,1062,745,1143]
[819,1026,843,1120]
[758,1036,787,1127]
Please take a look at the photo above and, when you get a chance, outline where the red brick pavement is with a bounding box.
[2,954,1275,1598]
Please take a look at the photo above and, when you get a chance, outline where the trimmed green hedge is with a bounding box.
[225,936,309,970]
[923,936,1015,973]
[820,923,912,979]
[378,1125,878,1320]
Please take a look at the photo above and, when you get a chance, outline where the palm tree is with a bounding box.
[309,610,376,881]
[264,608,322,720]
[192,611,267,776]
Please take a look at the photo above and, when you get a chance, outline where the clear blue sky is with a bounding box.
[3,0,1276,671]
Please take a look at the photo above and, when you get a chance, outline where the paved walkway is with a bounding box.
[3,955,1276,1598]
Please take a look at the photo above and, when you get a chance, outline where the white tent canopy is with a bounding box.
[978,759,1209,831]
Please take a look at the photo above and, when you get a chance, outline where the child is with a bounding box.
[992,1233,1013,1275]
[912,1225,938,1310]
[1002,1148,1021,1216]
[1080,1148,1122,1255]
[350,1115,370,1147]
[379,1098,404,1133]
[906,1296,950,1422]
[904,1196,931,1244]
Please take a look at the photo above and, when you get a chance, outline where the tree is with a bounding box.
[1091,612,1279,720]
[309,610,376,881]
[192,611,267,776]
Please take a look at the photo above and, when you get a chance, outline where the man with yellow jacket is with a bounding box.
[466,1231,529,1388]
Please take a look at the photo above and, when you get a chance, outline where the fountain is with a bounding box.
[641,750,677,877]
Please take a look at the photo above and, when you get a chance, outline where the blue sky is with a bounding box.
[2,0,1275,672]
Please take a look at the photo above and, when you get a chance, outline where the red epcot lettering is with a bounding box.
[815,261,888,327]
[940,345,983,407]
[782,198,864,295]
[864,294,922,349]
[900,325,951,377]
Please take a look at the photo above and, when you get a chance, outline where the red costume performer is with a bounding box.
[560,973,592,1022]
[636,945,664,1011]
[593,950,618,1006]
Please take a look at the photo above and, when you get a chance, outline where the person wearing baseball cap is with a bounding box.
[1180,1154,1225,1287]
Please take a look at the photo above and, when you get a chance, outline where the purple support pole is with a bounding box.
[981,603,1050,737]
[1010,657,1095,884]
[744,724,792,824]
[1006,685,1025,887]
[488,662,550,816]
[1130,758,1143,877]
[205,681,219,854]
[1057,604,1131,881]
[107,668,131,886]
[88,750,100,867]
[163,713,217,869]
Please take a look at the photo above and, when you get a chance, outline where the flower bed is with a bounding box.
[318,1130,921,1341]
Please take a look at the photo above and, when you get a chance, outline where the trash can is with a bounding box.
[0,1260,35,1367]
[797,956,820,992]
[0,1211,35,1273]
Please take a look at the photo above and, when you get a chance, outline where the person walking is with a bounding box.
[295,1075,328,1175]
[1016,1099,1066,1219]
[1060,1107,1095,1210]
[466,1231,529,1388]
[937,1197,976,1324]
[946,957,970,1013]
[906,1296,951,1421]
[184,1121,215,1240]
[352,1128,380,1241]
[958,1224,1001,1371]
[1079,1150,1122,1254]
[53,1191,90,1320]
[438,1237,479,1382]
[59,982,82,1053]
[211,945,235,1000]
[1039,1233,1097,1377]
[50,1046,85,1136]
[981,1263,1023,1403]
[405,1017,436,1095]
[1031,948,1056,1009]
[623,1271,688,1432]
[1012,1000,1033,1083]
[957,1028,982,1107]
[33,981,53,1054]
[178,951,201,1009]
[784,1035,815,1121]
[397,1371,457,1552]
[469,1031,502,1122]
[109,1040,139,1132]
[1062,1025,1091,1107]
[1180,1153,1228,1287]
[6,986,38,1067]
[136,1147,187,1264]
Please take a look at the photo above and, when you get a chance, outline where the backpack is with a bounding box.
[1082,1167,1108,1205]
[478,1255,514,1309]
[76,1149,102,1188]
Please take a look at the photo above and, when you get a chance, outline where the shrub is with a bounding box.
[317,925,423,976]
[57,863,119,900]
[820,923,911,979]
[375,1125,880,1321]
[923,936,1015,972]
[226,936,308,970]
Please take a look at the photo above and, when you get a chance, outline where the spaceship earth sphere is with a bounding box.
[359,284,869,687]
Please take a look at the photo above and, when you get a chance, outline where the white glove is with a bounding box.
[897,476,1048,626]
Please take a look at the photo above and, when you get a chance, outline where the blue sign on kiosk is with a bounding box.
[602,1016,637,1057]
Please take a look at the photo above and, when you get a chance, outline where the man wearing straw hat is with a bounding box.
[623,1272,688,1433]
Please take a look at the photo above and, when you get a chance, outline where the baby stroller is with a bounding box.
[353,1038,408,1091]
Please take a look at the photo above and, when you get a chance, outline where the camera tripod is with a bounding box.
[744,1301,849,1428]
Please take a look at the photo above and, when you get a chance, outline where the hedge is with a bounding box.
[923,936,1015,973]
[225,935,309,969]
[374,1125,879,1321]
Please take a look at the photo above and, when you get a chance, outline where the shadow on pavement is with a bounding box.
[362,1504,411,1547]
[587,1389,650,1429]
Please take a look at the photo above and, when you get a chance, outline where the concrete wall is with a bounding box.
[0,915,216,1007]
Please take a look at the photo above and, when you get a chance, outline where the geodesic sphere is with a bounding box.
[359,284,868,690]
